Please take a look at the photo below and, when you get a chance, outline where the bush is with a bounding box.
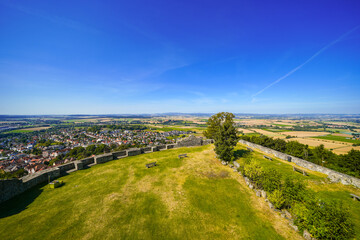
[243,160,264,187]
[268,189,285,209]
[282,178,307,208]
[294,199,355,240]
[260,169,282,193]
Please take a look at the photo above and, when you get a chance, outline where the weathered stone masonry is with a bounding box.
[239,139,360,188]
[0,136,213,204]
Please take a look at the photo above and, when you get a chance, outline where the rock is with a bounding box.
[228,164,234,168]
[261,190,267,198]
[233,161,240,168]
[284,210,292,219]
[256,190,261,197]
[289,222,298,232]
[268,202,274,209]
[249,183,254,189]
[303,230,312,240]
[221,161,227,165]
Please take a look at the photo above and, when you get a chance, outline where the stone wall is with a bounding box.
[176,135,203,147]
[157,145,167,150]
[80,157,94,166]
[0,135,214,204]
[127,148,141,156]
[0,179,24,203]
[57,162,75,173]
[94,153,114,164]
[140,147,152,153]
[239,139,360,188]
[166,144,176,149]
[112,150,127,159]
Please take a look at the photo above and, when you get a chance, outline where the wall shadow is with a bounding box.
[0,183,45,219]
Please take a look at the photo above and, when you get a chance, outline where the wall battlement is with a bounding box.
[0,136,213,204]
[239,139,360,188]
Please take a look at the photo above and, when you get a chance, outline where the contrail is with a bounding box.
[252,25,360,97]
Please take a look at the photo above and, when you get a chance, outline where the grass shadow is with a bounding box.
[234,149,251,160]
[0,183,45,219]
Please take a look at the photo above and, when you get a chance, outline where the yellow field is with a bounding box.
[281,131,328,138]
[286,137,349,149]
[237,128,254,134]
[251,129,286,139]
[333,146,360,154]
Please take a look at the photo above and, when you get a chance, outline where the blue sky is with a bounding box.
[0,0,359,114]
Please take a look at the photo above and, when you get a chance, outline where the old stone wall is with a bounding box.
[166,144,176,149]
[0,135,214,204]
[177,135,203,147]
[127,148,141,156]
[0,179,24,203]
[80,157,94,166]
[57,162,75,173]
[157,145,167,150]
[239,140,360,188]
[94,153,114,164]
[140,147,152,153]
[112,150,127,159]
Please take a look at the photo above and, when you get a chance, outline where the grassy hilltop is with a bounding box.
[0,145,300,240]
[0,144,359,239]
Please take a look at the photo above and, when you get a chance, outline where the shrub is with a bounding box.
[243,160,264,187]
[282,177,307,208]
[268,189,285,209]
[294,199,355,240]
[260,169,282,193]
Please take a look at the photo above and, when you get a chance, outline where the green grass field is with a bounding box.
[0,145,303,240]
[313,134,360,144]
[235,144,360,238]
[262,128,289,132]
[3,129,35,133]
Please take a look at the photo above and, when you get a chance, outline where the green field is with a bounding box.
[0,145,303,240]
[3,129,34,133]
[262,128,289,132]
[313,134,360,144]
[235,143,360,238]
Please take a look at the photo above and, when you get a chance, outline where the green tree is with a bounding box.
[205,112,239,162]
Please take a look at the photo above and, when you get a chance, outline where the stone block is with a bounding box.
[233,161,240,168]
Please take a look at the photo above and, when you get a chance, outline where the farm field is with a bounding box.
[238,128,255,134]
[332,146,360,154]
[313,135,360,144]
[0,145,300,240]
[280,131,328,138]
[286,137,349,149]
[235,143,360,238]
[251,129,286,139]
[3,127,51,133]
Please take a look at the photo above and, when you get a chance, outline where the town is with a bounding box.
[0,123,192,178]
